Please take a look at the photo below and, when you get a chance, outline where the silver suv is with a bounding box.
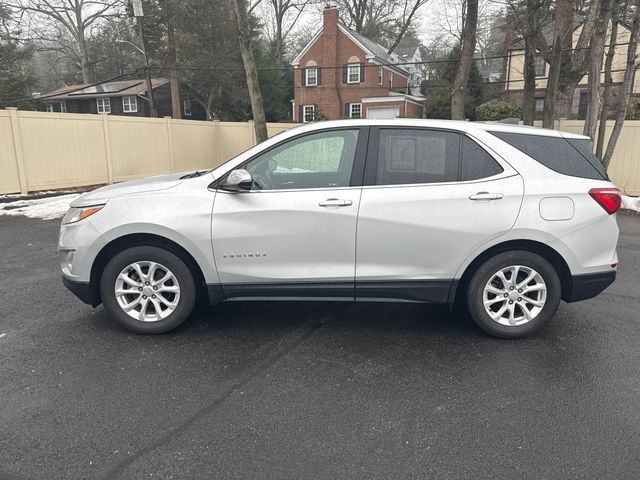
[59,120,620,338]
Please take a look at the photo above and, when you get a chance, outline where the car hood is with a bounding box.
[71,172,186,206]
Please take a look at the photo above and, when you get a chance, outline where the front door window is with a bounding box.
[244,129,359,190]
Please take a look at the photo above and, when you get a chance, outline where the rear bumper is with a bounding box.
[564,270,616,303]
[62,276,99,306]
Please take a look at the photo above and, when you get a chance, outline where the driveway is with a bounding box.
[1,212,639,480]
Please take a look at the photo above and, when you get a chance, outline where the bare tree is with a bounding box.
[160,0,180,118]
[387,0,431,54]
[231,0,268,142]
[265,0,313,60]
[451,0,477,120]
[603,0,640,167]
[10,0,122,83]
[596,1,620,158]
[337,0,429,49]
[541,0,572,128]
[583,0,613,140]
[506,0,548,125]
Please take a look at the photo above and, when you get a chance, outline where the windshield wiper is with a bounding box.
[180,170,211,179]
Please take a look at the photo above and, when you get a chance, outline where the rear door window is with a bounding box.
[374,129,460,185]
[489,131,607,180]
[460,137,504,181]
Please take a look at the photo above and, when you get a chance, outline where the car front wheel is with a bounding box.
[100,246,197,334]
[466,251,561,338]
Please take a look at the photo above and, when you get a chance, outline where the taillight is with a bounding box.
[589,188,621,215]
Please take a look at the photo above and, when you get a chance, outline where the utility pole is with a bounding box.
[132,0,157,118]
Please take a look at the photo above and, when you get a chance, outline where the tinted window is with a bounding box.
[489,131,607,180]
[461,137,503,181]
[375,129,459,185]
[566,138,608,180]
[245,129,359,190]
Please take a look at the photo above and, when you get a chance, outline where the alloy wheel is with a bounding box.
[114,261,181,322]
[482,265,547,326]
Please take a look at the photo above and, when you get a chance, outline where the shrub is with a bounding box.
[475,99,522,121]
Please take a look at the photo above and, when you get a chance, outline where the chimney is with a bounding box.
[323,6,339,35]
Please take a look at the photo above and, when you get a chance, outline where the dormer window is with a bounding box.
[306,67,318,86]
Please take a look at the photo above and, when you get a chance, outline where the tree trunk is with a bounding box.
[522,35,536,125]
[78,27,91,83]
[584,0,612,139]
[596,4,619,159]
[232,0,268,143]
[522,1,539,126]
[164,0,182,119]
[603,0,640,168]
[543,0,573,128]
[451,0,478,120]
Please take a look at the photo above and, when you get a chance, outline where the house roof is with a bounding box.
[45,78,170,101]
[394,38,421,59]
[291,21,409,76]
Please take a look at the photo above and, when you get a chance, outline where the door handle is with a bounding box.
[319,198,353,207]
[469,192,504,201]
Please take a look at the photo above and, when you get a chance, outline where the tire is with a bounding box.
[466,250,561,339]
[100,246,197,334]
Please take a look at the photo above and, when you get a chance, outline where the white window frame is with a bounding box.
[347,64,361,83]
[96,97,111,114]
[535,97,545,114]
[46,101,67,113]
[305,67,318,86]
[349,103,362,119]
[378,67,383,85]
[534,56,546,77]
[122,96,138,113]
[303,104,315,123]
[390,73,394,89]
[184,99,192,116]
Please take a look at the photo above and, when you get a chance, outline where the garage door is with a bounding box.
[366,106,400,119]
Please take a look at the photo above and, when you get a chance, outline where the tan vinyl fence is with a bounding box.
[2,109,640,195]
[0,108,295,195]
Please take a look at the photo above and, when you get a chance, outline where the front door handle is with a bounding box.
[469,192,504,201]
[319,198,353,207]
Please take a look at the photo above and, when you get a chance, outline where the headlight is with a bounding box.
[62,205,104,224]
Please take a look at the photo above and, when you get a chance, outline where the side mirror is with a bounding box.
[220,169,252,192]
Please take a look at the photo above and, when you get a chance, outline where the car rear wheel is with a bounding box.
[466,251,561,338]
[100,246,197,334]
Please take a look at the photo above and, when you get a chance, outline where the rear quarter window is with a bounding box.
[489,131,607,180]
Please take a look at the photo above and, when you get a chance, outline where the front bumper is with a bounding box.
[62,276,99,306]
[564,270,616,303]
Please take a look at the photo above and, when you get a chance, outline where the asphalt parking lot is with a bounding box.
[1,212,639,480]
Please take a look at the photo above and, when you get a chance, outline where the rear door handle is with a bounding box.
[469,192,504,201]
[319,198,353,207]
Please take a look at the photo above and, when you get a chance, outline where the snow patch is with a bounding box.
[622,195,640,213]
[0,194,79,220]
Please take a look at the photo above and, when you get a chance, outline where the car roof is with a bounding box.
[291,119,589,140]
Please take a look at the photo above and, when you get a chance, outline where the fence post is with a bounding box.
[100,113,114,184]
[248,120,256,146]
[165,116,175,173]
[214,120,221,167]
[7,107,28,194]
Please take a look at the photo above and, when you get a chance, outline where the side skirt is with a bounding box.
[207,280,453,305]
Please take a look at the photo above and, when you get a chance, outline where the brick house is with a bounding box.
[291,6,425,122]
[42,78,207,120]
